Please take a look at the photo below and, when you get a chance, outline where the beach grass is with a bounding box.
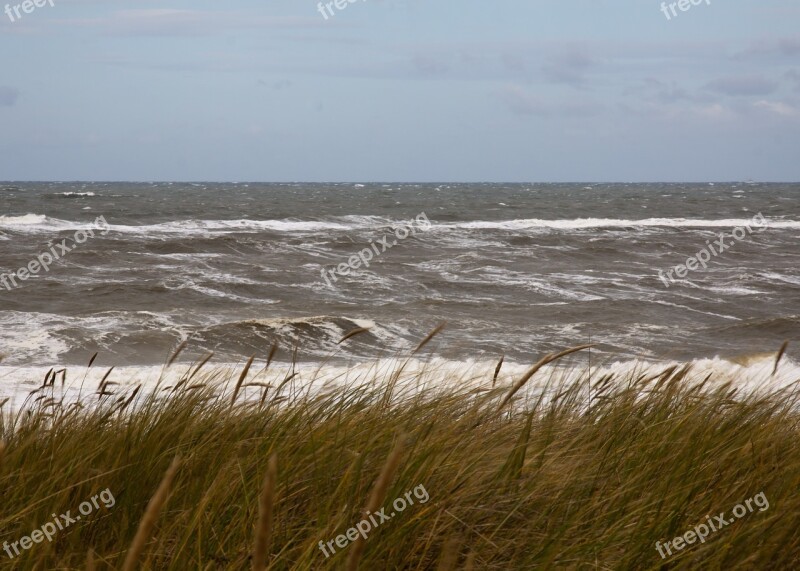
[1,347,799,569]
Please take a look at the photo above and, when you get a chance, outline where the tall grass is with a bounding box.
[0,347,799,569]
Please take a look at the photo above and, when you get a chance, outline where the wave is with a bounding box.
[53,192,96,198]
[0,214,106,233]
[0,215,369,234]
[112,219,356,234]
[0,213,48,226]
[115,215,396,235]
[192,316,399,357]
[439,217,800,230]
[2,355,798,411]
[710,315,800,336]
[0,312,406,367]
[3,214,799,235]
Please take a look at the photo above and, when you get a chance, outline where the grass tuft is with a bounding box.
[0,351,799,569]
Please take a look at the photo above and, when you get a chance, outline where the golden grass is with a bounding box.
[0,347,799,569]
[346,436,405,571]
[253,454,278,571]
[121,456,181,571]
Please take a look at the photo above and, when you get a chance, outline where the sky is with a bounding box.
[0,0,798,182]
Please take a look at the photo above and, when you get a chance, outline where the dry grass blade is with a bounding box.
[167,340,188,367]
[42,368,54,388]
[496,344,594,413]
[121,456,182,571]
[276,372,298,394]
[346,436,406,571]
[121,385,142,411]
[231,355,256,408]
[258,345,279,406]
[436,536,460,570]
[97,367,115,395]
[492,355,505,387]
[339,327,371,344]
[187,352,214,382]
[413,322,447,355]
[0,440,5,474]
[87,352,98,368]
[86,548,96,571]
[252,454,278,571]
[774,341,789,376]
[172,378,189,393]
[265,342,278,371]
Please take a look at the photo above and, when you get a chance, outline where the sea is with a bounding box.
[1,182,799,404]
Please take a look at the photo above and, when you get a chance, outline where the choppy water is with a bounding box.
[1,182,798,371]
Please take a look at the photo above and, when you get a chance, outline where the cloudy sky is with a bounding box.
[0,0,798,181]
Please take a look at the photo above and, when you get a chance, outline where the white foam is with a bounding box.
[0,312,71,364]
[4,215,798,236]
[760,272,800,287]
[438,218,800,231]
[0,214,103,233]
[2,355,796,412]
[0,214,48,226]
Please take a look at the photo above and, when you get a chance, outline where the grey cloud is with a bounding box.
[778,38,800,56]
[0,86,19,106]
[786,69,800,92]
[704,75,778,96]
[498,85,603,117]
[68,9,325,37]
[734,37,800,60]
[541,49,599,88]
[411,54,449,77]
[629,78,708,104]
[259,79,293,90]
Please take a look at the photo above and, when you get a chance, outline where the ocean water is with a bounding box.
[0,182,798,380]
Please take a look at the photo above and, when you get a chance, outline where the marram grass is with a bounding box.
[1,347,800,570]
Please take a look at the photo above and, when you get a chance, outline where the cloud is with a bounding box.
[68,9,325,37]
[704,75,778,96]
[734,37,800,60]
[411,54,449,77]
[694,103,734,120]
[628,78,708,104]
[753,100,800,118]
[498,85,603,117]
[541,49,599,88]
[786,69,800,92]
[778,38,800,56]
[0,86,19,106]
[259,79,293,91]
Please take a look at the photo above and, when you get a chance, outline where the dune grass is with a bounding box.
[1,346,799,569]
